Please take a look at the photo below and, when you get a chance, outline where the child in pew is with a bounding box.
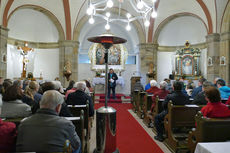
[201,86,230,118]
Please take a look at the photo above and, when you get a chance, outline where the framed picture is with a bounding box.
[220,56,226,66]
[208,57,213,66]
[181,55,193,75]
[88,43,128,71]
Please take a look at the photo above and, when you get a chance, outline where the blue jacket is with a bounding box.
[191,86,202,98]
[219,86,230,99]
[145,83,151,91]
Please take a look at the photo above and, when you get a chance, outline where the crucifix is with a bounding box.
[17,42,34,79]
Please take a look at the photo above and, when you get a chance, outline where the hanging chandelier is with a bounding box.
[86,0,158,31]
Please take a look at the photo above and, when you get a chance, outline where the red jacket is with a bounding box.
[201,102,230,118]
[146,86,160,95]
[0,118,17,152]
[151,89,169,112]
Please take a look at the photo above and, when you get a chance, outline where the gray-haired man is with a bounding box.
[16,90,81,152]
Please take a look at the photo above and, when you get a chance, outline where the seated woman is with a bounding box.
[0,85,31,118]
[201,86,230,118]
[0,97,17,152]
[150,81,169,112]
[146,80,160,95]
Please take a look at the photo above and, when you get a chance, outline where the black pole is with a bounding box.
[102,43,112,108]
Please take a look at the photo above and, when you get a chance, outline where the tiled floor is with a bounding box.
[89,107,171,153]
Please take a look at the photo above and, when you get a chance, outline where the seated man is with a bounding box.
[0,95,17,152]
[154,81,189,142]
[216,79,230,99]
[16,90,81,152]
[191,78,206,98]
[66,81,94,117]
[201,86,230,118]
[192,81,213,105]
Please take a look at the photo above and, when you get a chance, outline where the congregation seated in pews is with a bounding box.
[131,76,230,153]
[0,76,95,152]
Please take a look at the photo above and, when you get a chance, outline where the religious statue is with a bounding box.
[63,60,72,81]
[17,42,34,79]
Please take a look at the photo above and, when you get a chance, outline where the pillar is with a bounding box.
[206,33,220,82]
[59,40,79,87]
[220,32,230,85]
[138,43,158,83]
[0,26,9,78]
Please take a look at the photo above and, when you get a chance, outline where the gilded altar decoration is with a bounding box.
[64,60,72,81]
[175,41,201,79]
[17,42,34,79]
[88,33,128,71]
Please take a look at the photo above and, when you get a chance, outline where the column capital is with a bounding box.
[59,40,79,48]
[206,33,220,43]
[138,43,159,52]
[221,32,230,41]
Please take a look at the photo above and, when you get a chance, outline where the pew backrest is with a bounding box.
[196,112,230,141]
[169,103,202,128]
[65,110,85,153]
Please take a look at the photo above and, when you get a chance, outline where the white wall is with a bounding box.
[7,44,59,81]
[33,48,59,81]
[78,17,139,54]
[8,8,59,42]
[158,16,207,46]
[78,63,136,95]
[157,52,175,82]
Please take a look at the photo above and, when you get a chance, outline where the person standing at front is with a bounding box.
[108,68,118,99]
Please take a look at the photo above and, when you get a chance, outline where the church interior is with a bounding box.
[0,0,230,153]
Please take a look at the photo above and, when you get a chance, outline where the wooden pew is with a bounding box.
[132,90,139,112]
[90,92,95,106]
[187,112,230,153]
[68,103,90,153]
[65,111,85,153]
[163,102,202,153]
[137,91,147,118]
[4,115,85,153]
[143,94,154,127]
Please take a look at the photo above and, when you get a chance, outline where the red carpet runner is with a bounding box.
[95,103,164,153]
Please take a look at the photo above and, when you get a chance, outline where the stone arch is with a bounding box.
[73,7,146,43]
[153,12,208,44]
[7,4,65,41]
[221,1,230,33]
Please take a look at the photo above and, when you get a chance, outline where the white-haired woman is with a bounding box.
[146,80,160,95]
[151,81,169,112]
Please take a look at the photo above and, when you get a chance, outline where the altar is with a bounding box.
[92,77,125,93]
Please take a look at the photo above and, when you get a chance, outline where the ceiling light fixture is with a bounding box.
[86,0,158,30]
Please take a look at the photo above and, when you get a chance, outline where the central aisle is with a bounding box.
[94,103,164,153]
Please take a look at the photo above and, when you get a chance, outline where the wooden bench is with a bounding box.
[65,111,85,153]
[67,103,90,153]
[132,90,139,112]
[164,102,202,153]
[137,91,147,118]
[143,94,154,127]
[187,112,230,153]
[4,115,85,153]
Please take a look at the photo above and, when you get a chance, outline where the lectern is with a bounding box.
[88,34,126,153]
